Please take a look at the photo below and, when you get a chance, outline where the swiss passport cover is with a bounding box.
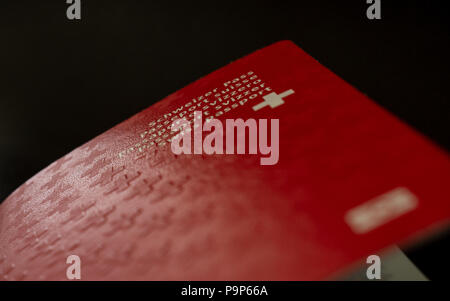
[0,41,449,280]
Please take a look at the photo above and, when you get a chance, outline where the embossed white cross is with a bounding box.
[252,89,295,111]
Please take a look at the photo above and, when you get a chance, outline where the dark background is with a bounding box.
[0,0,449,279]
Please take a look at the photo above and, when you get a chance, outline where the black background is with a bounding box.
[0,0,449,280]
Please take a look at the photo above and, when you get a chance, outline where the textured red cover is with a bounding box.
[0,41,449,280]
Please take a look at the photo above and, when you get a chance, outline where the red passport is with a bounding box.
[0,41,449,280]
